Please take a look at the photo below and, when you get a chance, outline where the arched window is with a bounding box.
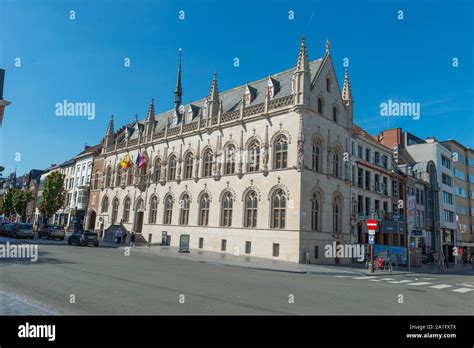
[244,191,258,228]
[199,194,210,226]
[101,196,109,213]
[111,198,119,224]
[203,149,213,177]
[117,165,125,187]
[274,135,288,169]
[179,194,190,225]
[164,195,173,225]
[136,198,144,211]
[311,193,320,231]
[333,106,338,122]
[94,170,100,190]
[312,139,321,172]
[271,189,286,229]
[333,198,341,234]
[221,192,233,227]
[333,150,341,178]
[184,153,193,179]
[127,166,135,185]
[105,167,112,188]
[168,155,177,181]
[317,97,323,114]
[154,158,161,182]
[247,140,260,172]
[115,165,121,187]
[123,197,131,223]
[149,196,158,224]
[224,145,236,175]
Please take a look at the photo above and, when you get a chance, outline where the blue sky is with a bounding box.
[1,0,473,176]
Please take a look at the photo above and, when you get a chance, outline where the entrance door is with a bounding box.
[88,211,96,230]
[136,211,144,233]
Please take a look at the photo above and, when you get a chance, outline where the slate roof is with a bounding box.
[116,59,323,142]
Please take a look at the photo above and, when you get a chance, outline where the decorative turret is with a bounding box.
[293,35,311,107]
[342,69,353,104]
[341,68,354,121]
[174,49,183,118]
[145,98,155,139]
[208,72,219,118]
[104,115,115,148]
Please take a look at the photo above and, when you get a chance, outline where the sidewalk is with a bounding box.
[110,243,407,276]
[0,289,57,315]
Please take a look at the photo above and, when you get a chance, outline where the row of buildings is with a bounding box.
[1,37,473,264]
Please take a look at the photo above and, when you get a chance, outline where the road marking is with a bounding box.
[408,282,433,286]
[369,279,382,282]
[387,280,413,284]
[451,288,474,293]
[334,275,353,278]
[379,278,395,281]
[429,284,453,289]
[352,276,383,280]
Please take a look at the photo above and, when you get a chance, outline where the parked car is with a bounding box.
[0,222,14,237]
[11,223,35,239]
[38,225,65,240]
[68,230,99,247]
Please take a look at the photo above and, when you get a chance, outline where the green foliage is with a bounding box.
[39,171,65,223]
[2,189,15,217]
[12,189,34,222]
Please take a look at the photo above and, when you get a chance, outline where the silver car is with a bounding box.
[13,223,35,239]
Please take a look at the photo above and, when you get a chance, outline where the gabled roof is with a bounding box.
[115,58,324,139]
[74,143,102,159]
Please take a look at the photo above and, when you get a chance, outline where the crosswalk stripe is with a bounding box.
[352,276,382,280]
[408,282,432,286]
[379,278,395,281]
[334,275,353,278]
[430,284,453,289]
[387,280,413,284]
[451,288,474,293]
[369,279,382,282]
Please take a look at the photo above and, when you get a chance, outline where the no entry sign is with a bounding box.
[367,219,378,231]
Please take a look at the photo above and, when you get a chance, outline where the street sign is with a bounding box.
[368,235,375,245]
[367,219,378,231]
[368,230,376,236]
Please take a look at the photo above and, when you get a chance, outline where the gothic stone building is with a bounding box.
[89,37,355,264]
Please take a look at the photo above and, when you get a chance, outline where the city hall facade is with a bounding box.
[88,38,355,263]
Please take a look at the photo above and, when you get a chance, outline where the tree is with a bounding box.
[2,188,14,217]
[12,189,34,222]
[39,171,64,226]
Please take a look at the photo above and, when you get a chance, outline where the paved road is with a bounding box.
[0,237,473,315]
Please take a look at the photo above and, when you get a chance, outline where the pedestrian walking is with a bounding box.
[122,230,127,244]
[130,232,136,248]
[115,230,121,244]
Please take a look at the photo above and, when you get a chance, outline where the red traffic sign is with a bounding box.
[367,219,378,231]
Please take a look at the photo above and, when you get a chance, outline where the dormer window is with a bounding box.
[267,78,274,98]
[244,84,256,104]
[187,105,194,123]
[266,77,280,99]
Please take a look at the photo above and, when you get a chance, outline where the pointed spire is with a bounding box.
[342,68,353,103]
[325,38,330,54]
[295,35,309,72]
[146,98,155,122]
[174,48,183,110]
[106,115,114,135]
[209,72,218,102]
[134,112,139,123]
